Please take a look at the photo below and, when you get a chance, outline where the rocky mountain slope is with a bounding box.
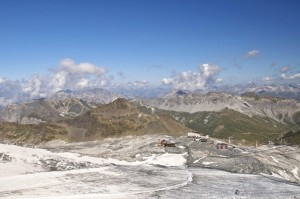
[145,91,300,124]
[49,88,118,104]
[143,91,300,144]
[1,89,300,144]
[67,98,190,140]
[214,83,300,101]
[0,98,93,124]
[0,98,190,143]
[240,83,300,101]
[0,88,119,125]
[0,122,68,144]
[164,108,290,144]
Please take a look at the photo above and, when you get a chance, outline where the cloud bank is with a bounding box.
[161,64,222,90]
[0,78,25,106]
[48,58,109,93]
[262,64,299,83]
[262,76,274,82]
[0,59,110,106]
[281,73,300,80]
[60,58,106,75]
[245,49,260,58]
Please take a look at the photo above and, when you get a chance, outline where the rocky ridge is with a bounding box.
[145,91,300,124]
[0,98,93,124]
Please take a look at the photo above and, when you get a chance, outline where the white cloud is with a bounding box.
[59,58,106,75]
[294,73,300,78]
[0,59,113,106]
[135,80,149,85]
[22,76,43,97]
[76,78,90,89]
[201,64,221,80]
[280,65,290,73]
[216,78,223,83]
[0,77,6,84]
[262,76,274,82]
[161,77,173,85]
[0,97,13,107]
[161,64,221,90]
[245,49,260,58]
[281,73,300,80]
[50,71,68,92]
[48,58,111,93]
[0,79,25,106]
[281,74,288,79]
[127,80,149,87]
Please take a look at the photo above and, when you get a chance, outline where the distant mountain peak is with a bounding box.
[176,90,188,95]
[111,98,130,109]
[145,91,300,124]
[63,89,73,94]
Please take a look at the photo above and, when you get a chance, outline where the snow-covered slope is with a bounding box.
[0,135,299,198]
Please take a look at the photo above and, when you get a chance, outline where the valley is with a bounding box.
[1,90,299,145]
[2,1,300,198]
[0,89,299,198]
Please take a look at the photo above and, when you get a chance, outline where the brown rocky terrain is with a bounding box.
[0,98,190,143]
[67,98,190,140]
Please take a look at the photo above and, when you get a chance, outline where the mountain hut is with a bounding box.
[159,139,176,147]
[216,142,228,150]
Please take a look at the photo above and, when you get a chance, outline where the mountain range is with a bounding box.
[0,83,299,109]
[145,91,300,123]
[143,91,299,143]
[0,83,300,144]
[0,97,189,143]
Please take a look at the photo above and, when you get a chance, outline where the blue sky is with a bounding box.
[0,0,300,92]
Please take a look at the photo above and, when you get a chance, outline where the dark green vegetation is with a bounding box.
[0,97,299,145]
[165,108,299,145]
[292,111,300,126]
[279,130,300,146]
[241,92,285,103]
